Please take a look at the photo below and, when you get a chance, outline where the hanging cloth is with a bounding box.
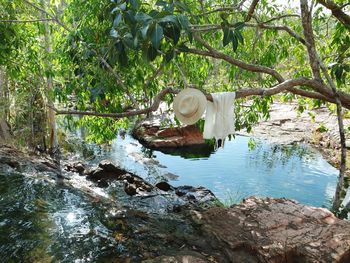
[203,92,236,149]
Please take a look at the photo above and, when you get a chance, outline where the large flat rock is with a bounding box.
[195,197,350,263]
[132,116,206,149]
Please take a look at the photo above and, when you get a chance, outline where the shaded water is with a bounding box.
[110,135,338,208]
[0,169,200,261]
[0,171,120,261]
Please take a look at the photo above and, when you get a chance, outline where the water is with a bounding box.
[0,171,122,261]
[110,135,338,208]
[0,133,340,261]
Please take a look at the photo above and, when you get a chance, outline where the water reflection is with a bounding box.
[148,136,338,208]
[59,132,338,208]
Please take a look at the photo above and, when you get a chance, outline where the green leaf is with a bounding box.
[123,33,135,49]
[149,10,160,18]
[163,24,180,44]
[235,29,244,45]
[156,0,167,6]
[110,29,119,38]
[113,13,122,28]
[159,15,178,25]
[119,2,127,11]
[147,46,158,61]
[177,14,190,31]
[232,34,238,52]
[124,10,136,25]
[129,0,139,10]
[135,12,152,24]
[140,24,150,39]
[223,27,231,47]
[150,23,163,49]
[174,1,190,12]
[233,22,245,30]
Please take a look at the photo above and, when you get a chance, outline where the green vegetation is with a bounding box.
[0,0,348,146]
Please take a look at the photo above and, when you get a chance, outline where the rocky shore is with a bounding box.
[1,145,350,262]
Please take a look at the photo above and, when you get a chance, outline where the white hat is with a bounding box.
[173,88,207,125]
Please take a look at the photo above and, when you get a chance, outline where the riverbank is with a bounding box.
[238,102,350,174]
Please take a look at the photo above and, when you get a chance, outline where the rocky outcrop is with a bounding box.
[0,144,60,176]
[194,196,350,263]
[132,117,207,149]
[66,159,217,209]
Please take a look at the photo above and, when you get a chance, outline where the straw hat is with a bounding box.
[173,88,207,125]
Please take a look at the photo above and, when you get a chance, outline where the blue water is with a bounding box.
[111,135,338,208]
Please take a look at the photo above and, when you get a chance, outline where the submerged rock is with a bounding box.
[194,196,350,263]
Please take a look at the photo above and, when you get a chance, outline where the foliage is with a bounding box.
[0,0,349,144]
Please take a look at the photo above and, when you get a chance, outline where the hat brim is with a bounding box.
[173,88,207,125]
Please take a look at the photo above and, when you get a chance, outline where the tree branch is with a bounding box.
[190,23,306,45]
[23,0,71,32]
[261,14,300,24]
[0,19,55,23]
[51,77,350,118]
[301,1,323,80]
[245,0,260,22]
[50,87,178,118]
[245,23,306,45]
[317,0,350,30]
[188,33,285,82]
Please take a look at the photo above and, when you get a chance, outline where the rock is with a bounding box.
[132,117,206,149]
[155,181,172,191]
[124,183,137,196]
[143,251,210,262]
[197,197,350,263]
[98,160,124,174]
[175,186,217,204]
[87,160,127,181]
[65,161,86,175]
[97,180,109,188]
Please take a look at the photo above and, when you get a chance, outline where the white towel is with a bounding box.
[203,92,236,149]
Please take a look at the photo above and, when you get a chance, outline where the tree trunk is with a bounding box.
[41,0,57,152]
[300,0,347,213]
[0,66,11,142]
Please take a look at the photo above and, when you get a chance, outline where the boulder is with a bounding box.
[175,186,216,204]
[195,197,350,263]
[65,161,86,175]
[132,118,206,149]
[155,181,172,191]
[87,160,126,181]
